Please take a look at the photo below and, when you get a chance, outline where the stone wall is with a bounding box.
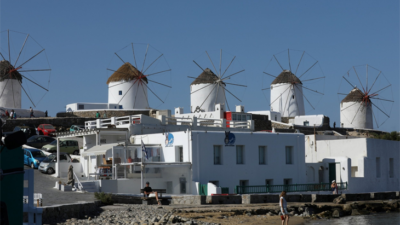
[271,121,293,129]
[3,117,93,132]
[38,201,101,224]
[170,196,206,205]
[59,110,152,118]
[252,114,272,131]
[111,194,143,204]
[206,195,242,204]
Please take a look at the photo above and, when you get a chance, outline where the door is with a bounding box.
[329,163,336,183]
[166,181,173,194]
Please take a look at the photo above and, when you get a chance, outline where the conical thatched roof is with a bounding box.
[191,68,224,85]
[271,70,301,85]
[341,87,365,103]
[0,60,22,82]
[107,62,148,84]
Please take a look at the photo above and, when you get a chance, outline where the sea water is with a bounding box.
[305,213,400,225]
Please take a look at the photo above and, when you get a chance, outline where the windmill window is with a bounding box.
[119,105,123,109]
[292,95,295,99]
[119,91,122,95]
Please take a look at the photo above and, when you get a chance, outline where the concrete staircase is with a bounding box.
[79,181,99,192]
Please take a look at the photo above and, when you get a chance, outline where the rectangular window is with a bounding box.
[284,179,292,185]
[239,180,248,186]
[376,157,381,178]
[285,146,293,164]
[259,146,266,164]
[247,115,251,121]
[214,145,222,165]
[232,114,237,121]
[175,146,183,162]
[389,158,394,178]
[78,104,84,110]
[119,90,122,95]
[304,121,309,126]
[241,115,247,121]
[119,105,123,109]
[236,145,244,164]
[265,179,273,186]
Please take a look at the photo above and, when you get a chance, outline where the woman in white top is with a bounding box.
[280,191,289,225]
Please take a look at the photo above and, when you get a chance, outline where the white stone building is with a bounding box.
[305,135,399,193]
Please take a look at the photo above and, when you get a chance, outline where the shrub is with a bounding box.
[94,192,113,205]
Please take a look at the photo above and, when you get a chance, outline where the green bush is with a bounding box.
[94,192,113,205]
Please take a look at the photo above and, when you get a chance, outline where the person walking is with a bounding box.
[9,110,13,119]
[103,110,107,118]
[331,180,338,194]
[13,111,17,119]
[95,111,100,118]
[5,110,9,118]
[30,107,35,118]
[333,122,336,129]
[280,191,289,225]
[45,110,48,117]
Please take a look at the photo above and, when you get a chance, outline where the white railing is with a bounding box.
[84,114,254,130]
[73,171,84,191]
[23,169,43,225]
[227,120,250,129]
[85,115,142,129]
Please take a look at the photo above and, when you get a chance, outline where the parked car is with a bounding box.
[3,126,37,139]
[37,124,56,136]
[26,135,55,149]
[42,139,80,155]
[38,153,72,174]
[24,149,47,169]
[70,125,85,132]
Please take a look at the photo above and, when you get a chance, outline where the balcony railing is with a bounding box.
[234,182,348,194]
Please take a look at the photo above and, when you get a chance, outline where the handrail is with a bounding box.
[73,171,84,191]
[235,182,348,194]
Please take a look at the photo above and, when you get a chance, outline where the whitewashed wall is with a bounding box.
[66,103,120,112]
[292,115,325,127]
[0,79,21,109]
[108,81,149,109]
[305,135,399,193]
[340,102,373,129]
[191,131,306,192]
[270,83,305,117]
[190,83,225,113]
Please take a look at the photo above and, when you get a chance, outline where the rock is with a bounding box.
[303,207,316,217]
[332,209,343,218]
[246,213,252,216]
[343,204,352,212]
[351,209,361,216]
[266,212,274,217]
[333,196,346,204]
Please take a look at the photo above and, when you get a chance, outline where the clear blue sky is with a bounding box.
[1,1,398,132]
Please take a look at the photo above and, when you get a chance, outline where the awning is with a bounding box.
[82,143,121,156]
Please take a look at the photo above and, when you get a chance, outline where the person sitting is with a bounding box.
[331,180,338,194]
[143,182,161,205]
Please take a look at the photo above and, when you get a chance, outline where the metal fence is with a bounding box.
[234,182,347,194]
[221,187,229,194]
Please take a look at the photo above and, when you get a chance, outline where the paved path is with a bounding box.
[24,166,95,206]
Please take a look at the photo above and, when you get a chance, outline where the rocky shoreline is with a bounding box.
[43,199,400,225]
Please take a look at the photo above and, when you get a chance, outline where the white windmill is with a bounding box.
[188,50,247,113]
[338,65,393,129]
[262,49,325,118]
[0,30,51,111]
[106,43,172,110]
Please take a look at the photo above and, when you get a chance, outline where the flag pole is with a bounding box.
[141,136,143,189]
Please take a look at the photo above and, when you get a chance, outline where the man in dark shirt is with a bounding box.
[143,182,160,205]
